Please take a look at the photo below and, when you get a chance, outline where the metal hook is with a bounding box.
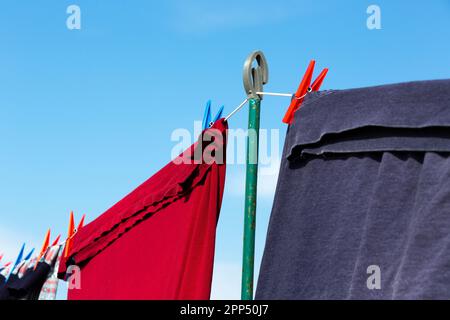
[243,51,269,100]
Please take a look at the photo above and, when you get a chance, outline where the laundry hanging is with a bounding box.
[37,245,64,300]
[256,79,450,299]
[58,119,228,300]
[0,264,12,299]
[0,246,35,300]
[2,244,61,300]
[0,268,5,286]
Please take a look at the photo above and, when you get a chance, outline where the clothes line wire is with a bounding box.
[224,98,249,121]
[255,91,292,97]
[57,229,78,247]
[224,91,310,121]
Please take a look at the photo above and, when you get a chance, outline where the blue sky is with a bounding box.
[0,1,449,299]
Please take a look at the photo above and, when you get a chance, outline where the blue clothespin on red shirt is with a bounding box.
[202,100,224,130]
[282,60,328,124]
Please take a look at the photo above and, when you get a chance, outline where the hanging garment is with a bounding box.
[59,119,228,300]
[256,79,450,300]
[7,246,61,300]
[7,262,52,300]
[0,264,12,299]
[38,245,63,300]
[0,284,8,300]
[0,268,10,300]
[0,254,34,300]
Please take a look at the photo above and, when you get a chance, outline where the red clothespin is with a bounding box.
[0,253,3,263]
[77,214,86,230]
[64,211,75,258]
[282,60,328,124]
[51,234,61,247]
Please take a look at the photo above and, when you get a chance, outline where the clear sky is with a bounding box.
[0,1,449,299]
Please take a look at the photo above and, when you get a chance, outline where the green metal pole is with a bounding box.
[241,97,261,300]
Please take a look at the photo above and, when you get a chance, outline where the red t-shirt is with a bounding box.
[59,120,228,300]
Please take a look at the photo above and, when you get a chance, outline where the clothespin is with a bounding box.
[51,234,61,247]
[77,214,86,230]
[24,248,34,261]
[19,248,34,275]
[0,262,11,274]
[0,253,3,263]
[282,60,328,124]
[39,229,51,255]
[6,243,25,281]
[64,211,76,258]
[202,100,224,130]
[12,243,25,270]
[34,229,51,269]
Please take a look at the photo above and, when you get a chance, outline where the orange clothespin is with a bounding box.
[282,60,328,124]
[34,228,51,269]
[62,212,86,258]
[64,211,76,258]
[38,229,51,258]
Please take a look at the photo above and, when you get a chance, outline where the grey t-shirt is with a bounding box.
[256,79,450,299]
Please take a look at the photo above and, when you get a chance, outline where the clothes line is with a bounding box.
[256,91,293,97]
[224,91,310,121]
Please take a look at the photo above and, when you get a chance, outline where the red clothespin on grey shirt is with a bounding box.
[282,60,328,124]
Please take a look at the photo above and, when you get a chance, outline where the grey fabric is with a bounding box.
[256,79,450,300]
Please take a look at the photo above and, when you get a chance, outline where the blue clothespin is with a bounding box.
[24,248,35,261]
[6,243,25,281]
[202,100,224,130]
